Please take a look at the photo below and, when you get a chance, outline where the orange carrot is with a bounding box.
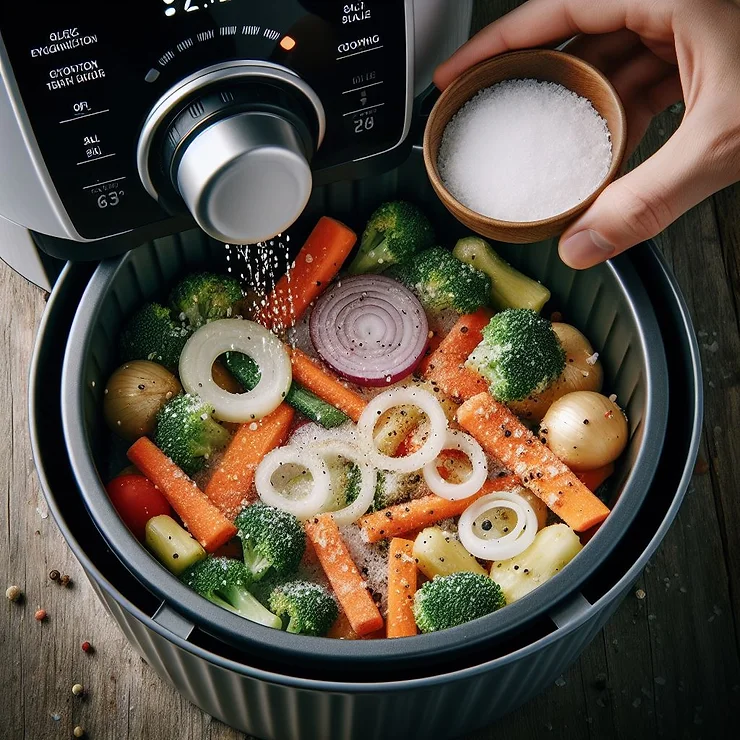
[326,613,385,640]
[387,538,418,638]
[304,514,384,636]
[205,404,295,520]
[127,437,237,552]
[358,476,520,544]
[576,463,615,492]
[457,393,610,532]
[419,309,492,401]
[289,348,367,423]
[256,217,357,331]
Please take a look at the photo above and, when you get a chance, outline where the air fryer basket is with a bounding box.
[31,238,700,740]
[61,147,668,679]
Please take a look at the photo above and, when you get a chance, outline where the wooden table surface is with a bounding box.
[2,2,739,738]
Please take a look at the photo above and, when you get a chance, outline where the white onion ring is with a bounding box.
[179,319,291,422]
[356,387,448,474]
[255,447,331,520]
[458,490,538,560]
[423,430,488,501]
[309,275,429,387]
[310,440,376,526]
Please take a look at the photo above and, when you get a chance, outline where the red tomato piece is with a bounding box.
[105,474,173,541]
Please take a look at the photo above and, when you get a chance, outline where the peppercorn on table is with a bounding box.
[1,2,740,738]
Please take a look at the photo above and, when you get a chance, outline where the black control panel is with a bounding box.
[0,1,410,239]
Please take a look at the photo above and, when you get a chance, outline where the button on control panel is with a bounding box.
[0,1,410,239]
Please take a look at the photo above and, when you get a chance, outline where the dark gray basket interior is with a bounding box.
[60,148,668,678]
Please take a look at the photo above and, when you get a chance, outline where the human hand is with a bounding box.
[435,0,740,269]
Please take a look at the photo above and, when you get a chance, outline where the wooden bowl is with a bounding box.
[423,49,627,243]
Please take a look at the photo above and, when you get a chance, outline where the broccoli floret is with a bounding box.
[119,303,191,371]
[413,572,506,633]
[453,237,551,312]
[234,504,305,581]
[170,272,243,329]
[154,393,230,476]
[181,557,282,628]
[386,247,490,314]
[347,201,435,275]
[466,309,565,402]
[268,581,338,636]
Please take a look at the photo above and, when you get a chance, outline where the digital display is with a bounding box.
[162,0,233,18]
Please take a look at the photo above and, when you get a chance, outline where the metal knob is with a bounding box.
[175,111,313,244]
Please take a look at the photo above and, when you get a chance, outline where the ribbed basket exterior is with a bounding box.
[90,571,628,740]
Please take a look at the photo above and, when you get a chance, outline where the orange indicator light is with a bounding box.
[280,36,297,51]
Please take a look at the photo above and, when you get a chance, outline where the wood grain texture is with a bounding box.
[1,1,740,738]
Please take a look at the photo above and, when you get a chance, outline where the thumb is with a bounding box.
[558,118,725,269]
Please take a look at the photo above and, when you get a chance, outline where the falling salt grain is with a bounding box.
[438,79,612,222]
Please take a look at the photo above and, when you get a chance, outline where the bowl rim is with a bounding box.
[58,229,669,675]
[34,241,701,690]
[423,49,628,230]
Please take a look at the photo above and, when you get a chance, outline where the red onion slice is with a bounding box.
[309,275,429,387]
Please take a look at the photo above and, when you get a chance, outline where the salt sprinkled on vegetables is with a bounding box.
[438,79,612,222]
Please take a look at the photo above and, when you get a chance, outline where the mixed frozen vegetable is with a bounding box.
[101,203,629,640]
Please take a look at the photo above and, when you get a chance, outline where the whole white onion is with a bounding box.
[540,391,628,471]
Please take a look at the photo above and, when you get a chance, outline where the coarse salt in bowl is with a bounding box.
[423,50,627,243]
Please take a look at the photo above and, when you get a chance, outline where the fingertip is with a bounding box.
[558,229,615,270]
[433,61,456,91]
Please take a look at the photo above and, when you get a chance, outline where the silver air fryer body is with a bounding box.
[0,0,473,285]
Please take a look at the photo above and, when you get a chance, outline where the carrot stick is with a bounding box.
[205,404,295,520]
[419,309,492,401]
[289,348,367,423]
[358,476,520,544]
[256,217,357,331]
[576,462,615,492]
[127,437,237,552]
[327,614,385,640]
[304,514,384,636]
[387,538,418,638]
[457,393,610,532]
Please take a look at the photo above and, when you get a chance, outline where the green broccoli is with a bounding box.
[234,504,305,581]
[466,308,565,402]
[170,272,244,329]
[154,393,231,476]
[268,581,338,636]
[453,237,551,312]
[413,572,506,633]
[386,247,491,314]
[119,303,191,370]
[347,201,435,275]
[181,556,282,628]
